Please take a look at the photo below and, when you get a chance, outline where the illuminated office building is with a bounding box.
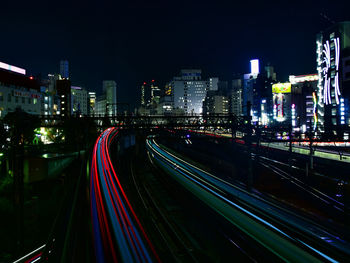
[0,61,41,117]
[242,59,276,124]
[96,81,117,116]
[150,80,161,105]
[103,80,117,116]
[203,91,229,115]
[56,79,71,117]
[170,69,218,114]
[71,86,88,116]
[230,77,243,116]
[88,91,96,116]
[316,22,350,137]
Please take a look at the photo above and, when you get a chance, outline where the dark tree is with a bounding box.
[4,107,41,146]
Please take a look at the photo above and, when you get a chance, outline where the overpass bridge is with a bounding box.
[39,114,244,129]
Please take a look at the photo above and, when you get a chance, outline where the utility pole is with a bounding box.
[309,131,314,170]
[288,122,293,168]
[13,128,24,257]
[246,101,253,191]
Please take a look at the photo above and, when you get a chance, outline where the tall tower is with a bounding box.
[103,80,117,116]
[150,80,161,104]
[60,60,69,79]
[56,79,71,117]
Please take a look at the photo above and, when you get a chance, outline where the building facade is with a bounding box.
[0,62,42,118]
[289,74,319,132]
[103,80,117,116]
[203,90,229,115]
[170,69,218,114]
[316,22,350,137]
[71,86,88,116]
[230,78,243,116]
[88,91,96,116]
[56,79,71,117]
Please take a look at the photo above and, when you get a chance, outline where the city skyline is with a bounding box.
[1,2,350,262]
[1,1,350,107]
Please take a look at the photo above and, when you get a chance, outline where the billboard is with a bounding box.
[0,61,26,75]
[250,59,259,75]
[273,93,284,120]
[272,83,291,93]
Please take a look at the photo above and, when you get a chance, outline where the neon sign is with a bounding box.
[312,92,317,130]
[0,61,26,75]
[250,59,259,75]
[322,37,340,105]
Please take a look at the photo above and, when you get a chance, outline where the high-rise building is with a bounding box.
[170,69,218,114]
[242,59,277,124]
[103,80,117,116]
[289,74,319,132]
[95,96,106,116]
[316,21,350,137]
[230,78,243,116]
[243,59,260,117]
[203,90,229,115]
[56,79,71,117]
[271,80,315,132]
[150,80,161,105]
[71,86,88,116]
[157,95,173,115]
[41,73,64,116]
[265,65,277,81]
[88,91,96,116]
[60,60,69,79]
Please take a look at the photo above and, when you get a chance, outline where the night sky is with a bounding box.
[1,0,349,108]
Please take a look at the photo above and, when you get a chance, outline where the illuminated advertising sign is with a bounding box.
[289,74,319,84]
[273,93,284,122]
[322,37,341,105]
[312,92,317,130]
[13,90,41,99]
[272,83,291,93]
[250,59,259,75]
[0,61,26,75]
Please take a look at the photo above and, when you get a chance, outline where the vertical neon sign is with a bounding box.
[322,40,331,104]
[322,37,340,105]
[312,92,318,130]
[334,37,340,104]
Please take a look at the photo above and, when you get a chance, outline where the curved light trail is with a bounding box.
[90,128,160,263]
[146,138,348,262]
